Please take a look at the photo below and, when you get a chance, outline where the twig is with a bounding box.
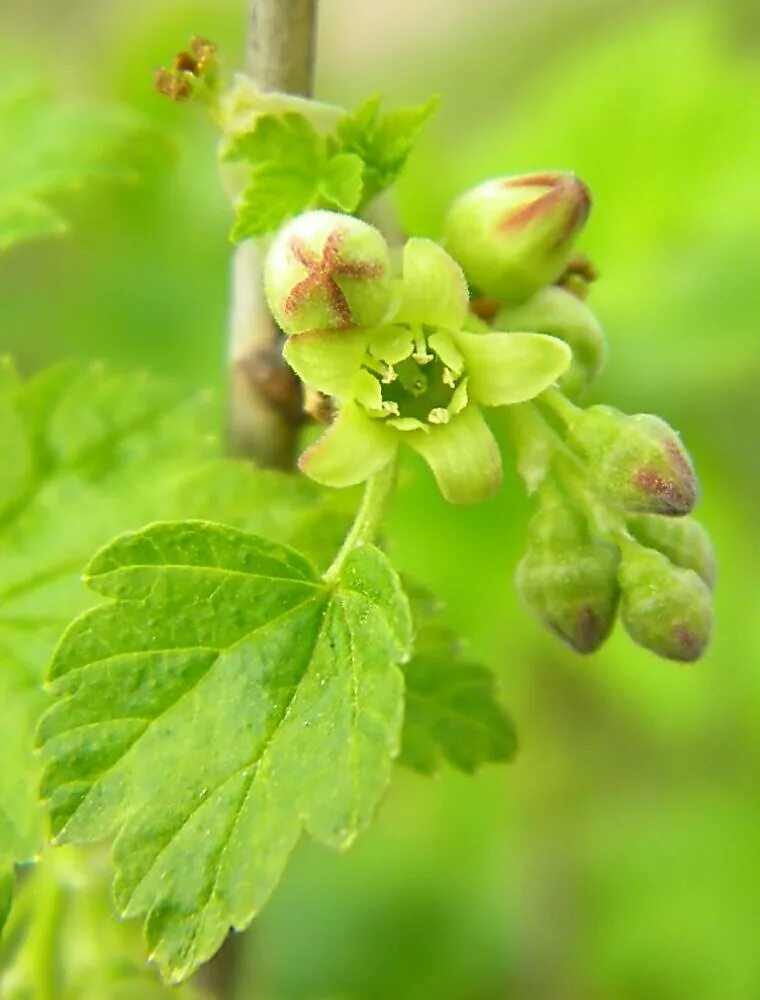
[226,0,318,468]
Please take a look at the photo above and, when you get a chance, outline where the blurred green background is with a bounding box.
[2,0,760,997]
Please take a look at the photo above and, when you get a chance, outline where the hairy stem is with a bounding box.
[324,463,398,583]
[227,0,318,468]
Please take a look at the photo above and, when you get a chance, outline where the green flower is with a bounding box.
[270,214,572,504]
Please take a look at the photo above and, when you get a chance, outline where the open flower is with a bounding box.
[266,211,572,504]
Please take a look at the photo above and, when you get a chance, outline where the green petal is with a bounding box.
[428,330,464,374]
[352,368,384,412]
[299,401,397,488]
[368,325,414,364]
[407,406,502,505]
[393,239,469,330]
[455,331,571,407]
[284,328,369,398]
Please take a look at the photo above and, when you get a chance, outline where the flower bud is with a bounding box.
[496,286,605,399]
[442,173,591,304]
[568,405,699,516]
[264,210,392,335]
[618,544,713,661]
[516,498,620,653]
[627,514,716,589]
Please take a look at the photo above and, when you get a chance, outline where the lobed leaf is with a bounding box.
[38,523,411,982]
[335,95,439,206]
[226,112,364,240]
[0,363,346,926]
[400,586,517,775]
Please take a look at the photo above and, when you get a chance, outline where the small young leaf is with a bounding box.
[400,588,517,775]
[0,81,165,252]
[319,153,364,212]
[225,113,364,240]
[38,523,410,982]
[335,95,439,205]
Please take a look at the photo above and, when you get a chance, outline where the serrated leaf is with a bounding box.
[400,587,517,775]
[319,152,364,212]
[0,364,345,926]
[335,95,439,206]
[38,523,410,982]
[0,80,165,252]
[225,112,365,240]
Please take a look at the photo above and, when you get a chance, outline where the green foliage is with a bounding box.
[401,595,517,775]
[225,112,364,240]
[224,95,437,239]
[38,523,411,982]
[0,81,164,252]
[335,95,439,207]
[0,362,345,927]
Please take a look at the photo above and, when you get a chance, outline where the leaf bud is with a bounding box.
[568,405,699,516]
[442,172,591,304]
[516,497,620,654]
[618,543,713,661]
[496,285,605,398]
[627,514,716,589]
[264,210,392,335]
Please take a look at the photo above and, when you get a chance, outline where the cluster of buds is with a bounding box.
[154,37,219,103]
[258,160,714,662]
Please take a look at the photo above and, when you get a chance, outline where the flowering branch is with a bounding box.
[227,0,318,468]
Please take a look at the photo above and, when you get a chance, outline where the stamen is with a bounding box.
[428,408,450,425]
[442,367,456,388]
[382,400,400,416]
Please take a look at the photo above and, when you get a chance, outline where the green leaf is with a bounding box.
[38,524,411,982]
[319,152,364,212]
[0,80,165,252]
[226,113,364,240]
[0,363,345,926]
[400,587,517,775]
[0,866,12,936]
[335,95,439,205]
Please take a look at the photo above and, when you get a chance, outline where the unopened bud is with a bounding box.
[264,211,392,335]
[442,173,591,304]
[496,286,605,399]
[619,544,713,662]
[516,498,620,653]
[627,514,716,589]
[568,405,698,516]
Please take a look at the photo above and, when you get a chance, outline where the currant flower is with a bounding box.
[265,211,572,505]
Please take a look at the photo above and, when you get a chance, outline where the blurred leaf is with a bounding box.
[400,586,517,774]
[39,529,410,982]
[0,80,166,252]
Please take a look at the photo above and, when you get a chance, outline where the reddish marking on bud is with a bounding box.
[574,606,601,654]
[634,440,696,514]
[672,623,703,662]
[497,175,591,246]
[284,229,384,327]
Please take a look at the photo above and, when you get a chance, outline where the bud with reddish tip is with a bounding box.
[496,285,605,399]
[567,405,699,516]
[442,173,592,304]
[264,210,392,335]
[516,496,620,654]
[618,544,713,662]
[627,514,716,589]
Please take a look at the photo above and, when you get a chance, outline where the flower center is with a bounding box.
[358,328,468,428]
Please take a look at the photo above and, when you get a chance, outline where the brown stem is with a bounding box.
[226,0,318,468]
